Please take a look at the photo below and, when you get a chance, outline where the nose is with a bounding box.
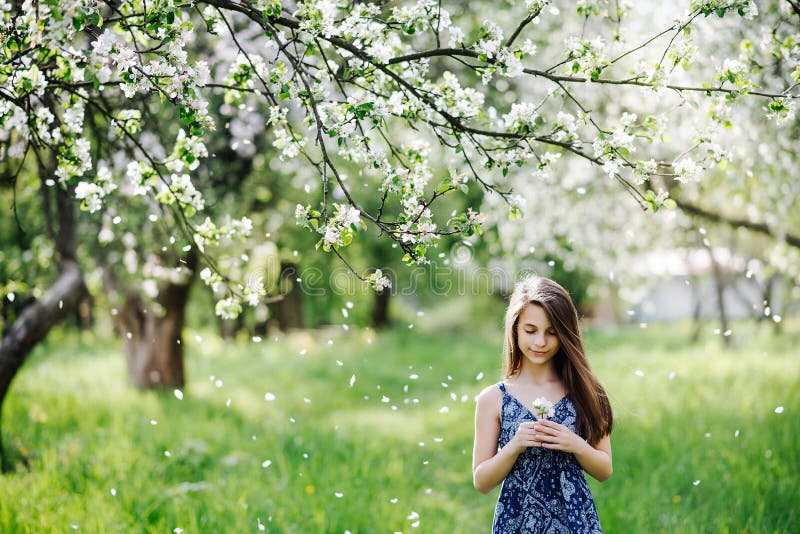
[533,331,546,347]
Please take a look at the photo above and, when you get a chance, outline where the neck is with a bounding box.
[516,360,558,383]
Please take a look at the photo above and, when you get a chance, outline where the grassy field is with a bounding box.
[0,319,798,533]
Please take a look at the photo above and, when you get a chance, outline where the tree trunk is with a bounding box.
[371,288,392,328]
[271,262,303,331]
[690,277,703,343]
[0,261,85,471]
[0,175,85,472]
[709,250,731,349]
[116,251,198,389]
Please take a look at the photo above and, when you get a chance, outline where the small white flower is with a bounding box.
[532,397,555,419]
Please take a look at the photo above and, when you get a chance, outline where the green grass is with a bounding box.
[0,320,798,533]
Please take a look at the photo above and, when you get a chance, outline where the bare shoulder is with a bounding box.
[475,383,503,411]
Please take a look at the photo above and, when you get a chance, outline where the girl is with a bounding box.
[473,275,613,533]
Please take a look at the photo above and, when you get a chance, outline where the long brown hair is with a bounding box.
[503,275,613,445]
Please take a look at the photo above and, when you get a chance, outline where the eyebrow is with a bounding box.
[520,322,554,329]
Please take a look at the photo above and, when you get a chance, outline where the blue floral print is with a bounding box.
[493,383,602,533]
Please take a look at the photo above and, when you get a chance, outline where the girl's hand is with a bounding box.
[508,421,539,454]
[532,419,590,455]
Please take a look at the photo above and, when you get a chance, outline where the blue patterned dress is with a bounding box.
[493,382,602,533]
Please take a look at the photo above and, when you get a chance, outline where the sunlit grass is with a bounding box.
[0,320,797,532]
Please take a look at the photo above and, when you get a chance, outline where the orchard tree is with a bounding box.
[2,0,800,466]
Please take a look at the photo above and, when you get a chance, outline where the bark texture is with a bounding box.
[371,288,392,328]
[116,251,198,389]
[271,262,304,331]
[0,262,85,470]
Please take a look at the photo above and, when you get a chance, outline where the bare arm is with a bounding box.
[573,434,612,482]
[472,386,539,494]
[533,420,613,482]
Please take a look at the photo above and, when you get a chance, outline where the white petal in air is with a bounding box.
[774,406,784,414]
[349,374,356,387]
[174,389,183,400]
[264,392,276,401]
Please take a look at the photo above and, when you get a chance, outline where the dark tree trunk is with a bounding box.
[116,250,198,389]
[271,262,303,331]
[0,176,85,471]
[371,288,392,328]
[219,315,244,341]
[690,277,703,343]
[709,251,731,348]
[0,263,86,471]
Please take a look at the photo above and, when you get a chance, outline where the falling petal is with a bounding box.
[424,488,432,494]
[215,379,223,388]
[110,488,117,496]
[150,420,158,425]
[668,371,676,380]
[433,437,443,443]
[734,430,740,438]
[441,382,448,388]
[723,329,732,337]
[476,372,484,381]
[257,517,265,531]
[346,301,354,309]
[639,323,647,329]
[704,433,711,438]
[765,449,773,458]
[439,406,449,414]
[634,370,644,377]
[349,374,356,387]
[226,398,231,407]
[264,392,276,401]
[299,348,307,355]
[334,492,344,498]
[164,451,171,457]
[262,460,272,468]
[174,389,183,400]
[336,360,343,366]
[774,406,784,414]
[693,480,700,486]
[409,374,419,380]
[390,498,398,504]
[252,336,262,343]
[381,396,390,403]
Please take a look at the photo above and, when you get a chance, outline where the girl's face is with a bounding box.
[516,303,560,367]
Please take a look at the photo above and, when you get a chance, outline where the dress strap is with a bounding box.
[497,381,507,393]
